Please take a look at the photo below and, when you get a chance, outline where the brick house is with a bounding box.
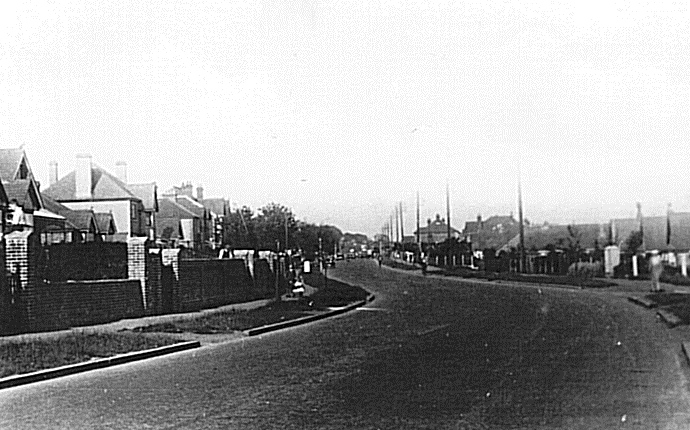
[42,155,147,242]
[162,183,214,248]
[0,148,62,235]
[413,214,460,244]
[199,196,229,247]
[463,214,520,251]
[157,198,201,248]
[128,183,158,241]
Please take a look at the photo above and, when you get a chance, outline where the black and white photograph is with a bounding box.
[2,1,690,428]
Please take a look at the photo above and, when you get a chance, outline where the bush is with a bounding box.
[567,262,603,279]
[660,271,690,286]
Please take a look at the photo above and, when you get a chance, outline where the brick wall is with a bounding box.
[34,279,144,331]
[176,258,265,312]
[43,242,128,281]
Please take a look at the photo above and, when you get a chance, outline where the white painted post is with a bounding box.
[681,253,688,277]
[632,255,638,277]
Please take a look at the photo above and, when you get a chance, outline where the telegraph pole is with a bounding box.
[446,182,451,240]
[518,177,526,273]
[416,191,421,252]
[399,201,404,244]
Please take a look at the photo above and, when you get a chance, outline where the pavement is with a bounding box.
[0,282,374,390]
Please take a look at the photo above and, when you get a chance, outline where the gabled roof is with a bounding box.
[42,164,139,202]
[94,212,117,235]
[0,179,9,206]
[158,198,198,219]
[414,214,460,236]
[128,183,158,211]
[41,194,73,214]
[504,223,607,251]
[201,198,228,216]
[174,195,206,217]
[483,215,516,228]
[463,221,480,234]
[0,148,33,181]
[60,210,98,233]
[612,213,690,251]
[3,179,41,210]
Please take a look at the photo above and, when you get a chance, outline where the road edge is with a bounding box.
[0,340,201,390]
[244,293,376,336]
[628,296,658,309]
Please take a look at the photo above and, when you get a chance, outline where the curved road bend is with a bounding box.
[1,260,690,429]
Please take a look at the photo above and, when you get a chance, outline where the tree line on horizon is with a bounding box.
[222,202,343,258]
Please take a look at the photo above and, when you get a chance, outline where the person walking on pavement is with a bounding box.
[649,250,663,292]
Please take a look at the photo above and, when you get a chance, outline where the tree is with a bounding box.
[566,224,582,263]
[254,203,296,251]
[625,230,643,254]
[224,206,256,249]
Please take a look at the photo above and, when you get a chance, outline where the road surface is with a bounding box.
[2,260,690,429]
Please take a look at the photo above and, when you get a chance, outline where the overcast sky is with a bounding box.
[2,1,689,237]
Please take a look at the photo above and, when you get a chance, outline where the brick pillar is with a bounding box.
[127,237,148,311]
[5,231,37,330]
[162,248,180,311]
[147,248,162,314]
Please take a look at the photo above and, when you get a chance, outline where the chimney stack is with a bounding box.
[196,185,204,201]
[75,154,93,200]
[114,161,127,183]
[49,161,58,186]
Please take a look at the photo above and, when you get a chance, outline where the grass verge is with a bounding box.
[0,332,181,378]
[441,266,615,288]
[133,300,316,334]
[643,292,690,326]
[381,259,419,271]
[134,273,369,336]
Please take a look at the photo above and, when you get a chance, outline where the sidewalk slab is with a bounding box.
[0,340,200,390]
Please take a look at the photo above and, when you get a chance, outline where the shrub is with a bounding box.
[567,262,603,279]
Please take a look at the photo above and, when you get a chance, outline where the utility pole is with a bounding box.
[284,213,289,252]
[518,177,526,273]
[399,201,404,244]
[416,191,421,255]
[446,182,451,240]
[394,206,399,244]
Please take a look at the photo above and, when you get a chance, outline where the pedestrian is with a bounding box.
[649,251,663,292]
[378,254,383,268]
[421,254,428,276]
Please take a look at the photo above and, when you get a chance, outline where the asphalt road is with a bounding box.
[2,260,690,429]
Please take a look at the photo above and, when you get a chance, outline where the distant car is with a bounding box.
[336,254,344,260]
